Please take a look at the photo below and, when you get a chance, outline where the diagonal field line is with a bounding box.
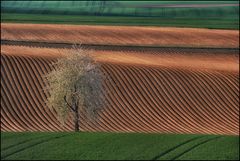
[1,134,55,151]
[172,136,221,160]
[1,134,71,159]
[2,39,239,51]
[150,136,204,160]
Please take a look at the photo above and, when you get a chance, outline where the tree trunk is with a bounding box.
[73,85,79,132]
[73,100,79,132]
[74,108,80,132]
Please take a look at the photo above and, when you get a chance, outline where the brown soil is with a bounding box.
[1,23,239,48]
[1,45,239,135]
[1,45,239,73]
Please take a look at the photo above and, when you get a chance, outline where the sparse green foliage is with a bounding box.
[45,45,106,131]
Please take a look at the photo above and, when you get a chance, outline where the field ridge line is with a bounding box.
[172,136,222,160]
[1,134,71,159]
[150,136,203,160]
[1,39,239,51]
[1,134,53,151]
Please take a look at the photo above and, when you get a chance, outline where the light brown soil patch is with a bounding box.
[1,45,239,73]
[1,23,239,48]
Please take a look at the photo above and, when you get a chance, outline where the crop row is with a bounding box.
[1,54,239,135]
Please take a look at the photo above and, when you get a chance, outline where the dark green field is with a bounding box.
[1,1,239,29]
[2,13,239,29]
[1,132,239,160]
[1,1,239,17]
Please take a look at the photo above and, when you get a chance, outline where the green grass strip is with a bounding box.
[1,133,71,159]
[1,13,239,29]
[1,132,239,160]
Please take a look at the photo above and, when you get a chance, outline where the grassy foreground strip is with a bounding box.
[1,132,239,160]
[1,13,239,29]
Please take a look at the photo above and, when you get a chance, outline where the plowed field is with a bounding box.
[2,23,239,48]
[1,44,239,135]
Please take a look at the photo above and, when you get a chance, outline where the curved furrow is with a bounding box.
[150,67,211,134]
[215,72,239,97]
[0,98,23,132]
[162,68,233,134]
[83,84,124,133]
[130,65,188,132]
[86,65,138,133]
[8,56,50,131]
[157,71,209,133]
[201,71,238,109]
[190,70,238,125]
[16,56,60,131]
[0,116,10,132]
[194,70,238,118]
[99,101,128,132]
[103,64,149,132]
[1,79,26,132]
[30,59,71,131]
[162,68,231,134]
[107,64,158,132]
[96,87,132,132]
[127,65,173,133]
[112,64,164,132]
[73,89,113,132]
[131,65,189,133]
[150,67,218,134]
[82,84,123,133]
[91,65,131,132]
[23,56,65,131]
[141,66,204,133]
[193,78,239,132]
[2,55,42,131]
[138,67,192,134]
[219,73,239,102]
[1,58,26,132]
[108,65,154,132]
[146,66,201,133]
[100,64,139,131]
[127,65,174,132]
[114,65,159,132]
[104,89,136,132]
[77,111,99,132]
[35,57,79,131]
[0,116,11,132]
[92,64,133,132]
[217,71,239,88]
[1,53,238,135]
[1,89,27,132]
[34,57,74,131]
[159,67,234,135]
[13,56,56,131]
[144,66,200,133]
[173,68,237,133]
[173,69,237,134]
[163,68,236,134]
[11,55,69,131]
[203,71,239,107]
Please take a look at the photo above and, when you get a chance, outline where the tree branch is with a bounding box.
[64,96,76,112]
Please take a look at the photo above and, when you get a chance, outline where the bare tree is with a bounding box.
[45,45,107,132]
